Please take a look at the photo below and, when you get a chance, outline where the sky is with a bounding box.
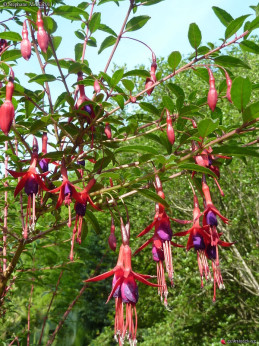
[5,0,256,99]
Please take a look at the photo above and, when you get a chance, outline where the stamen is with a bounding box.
[67,204,71,228]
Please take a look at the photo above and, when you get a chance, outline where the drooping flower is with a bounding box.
[70,178,100,260]
[84,244,158,345]
[48,158,81,228]
[134,175,184,305]
[202,175,229,225]
[7,137,49,239]
[174,193,211,288]
[39,132,49,173]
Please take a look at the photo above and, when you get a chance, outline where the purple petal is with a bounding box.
[77,160,85,167]
[112,274,122,298]
[152,245,164,262]
[156,221,173,241]
[39,158,49,173]
[64,182,72,196]
[84,105,92,115]
[24,176,38,196]
[206,211,218,226]
[206,244,216,260]
[75,202,86,216]
[121,276,139,304]
[193,234,205,251]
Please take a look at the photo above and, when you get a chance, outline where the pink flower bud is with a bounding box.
[21,21,31,60]
[36,10,49,53]
[104,123,112,139]
[94,79,101,93]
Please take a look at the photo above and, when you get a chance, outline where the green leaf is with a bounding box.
[123,69,150,78]
[167,83,185,98]
[1,49,22,62]
[213,55,250,69]
[115,145,159,155]
[138,189,170,208]
[168,51,181,70]
[193,68,209,83]
[43,16,57,34]
[212,145,259,158]
[98,24,117,37]
[225,15,250,40]
[74,43,83,61]
[188,23,202,50]
[231,77,251,112]
[142,0,164,5]
[139,102,160,115]
[98,35,117,54]
[111,68,124,88]
[28,74,56,85]
[212,6,233,27]
[112,95,124,109]
[30,120,47,134]
[75,30,85,40]
[53,6,85,20]
[198,118,219,138]
[162,95,174,113]
[243,101,259,122]
[178,163,218,178]
[240,40,259,54]
[85,210,101,234]
[0,31,22,41]
[89,12,101,33]
[121,79,134,91]
[248,16,259,31]
[125,15,150,32]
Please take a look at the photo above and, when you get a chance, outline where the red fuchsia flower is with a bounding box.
[21,20,31,61]
[7,137,49,239]
[201,175,229,225]
[0,73,15,136]
[134,175,185,305]
[203,209,234,301]
[36,10,49,53]
[70,178,100,260]
[174,193,211,288]
[48,158,82,228]
[84,244,159,345]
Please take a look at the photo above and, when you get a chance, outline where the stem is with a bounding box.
[27,284,34,346]
[103,2,133,73]
[81,0,96,62]
[3,141,8,272]
[121,36,156,58]
[38,270,63,345]
[48,36,70,94]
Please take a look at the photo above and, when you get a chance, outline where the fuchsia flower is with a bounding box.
[48,158,81,228]
[84,244,159,345]
[7,137,49,239]
[70,178,100,260]
[134,175,185,306]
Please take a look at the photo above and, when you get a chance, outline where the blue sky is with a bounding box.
[2,0,257,99]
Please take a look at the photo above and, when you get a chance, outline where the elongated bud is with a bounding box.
[225,70,232,103]
[0,77,15,135]
[145,77,155,96]
[42,132,48,154]
[21,20,31,60]
[94,79,100,93]
[104,122,112,139]
[166,109,175,145]
[207,68,217,112]
[32,136,38,153]
[36,10,49,53]
[154,174,163,193]
[108,217,116,251]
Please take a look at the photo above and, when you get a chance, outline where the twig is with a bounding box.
[81,0,97,62]
[38,270,63,345]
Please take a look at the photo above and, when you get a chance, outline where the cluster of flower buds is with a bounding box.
[0,71,15,135]
[145,53,157,96]
[207,67,233,111]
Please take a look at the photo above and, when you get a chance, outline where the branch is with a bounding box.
[81,0,97,62]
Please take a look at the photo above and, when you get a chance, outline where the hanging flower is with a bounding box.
[84,244,158,345]
[7,137,49,239]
